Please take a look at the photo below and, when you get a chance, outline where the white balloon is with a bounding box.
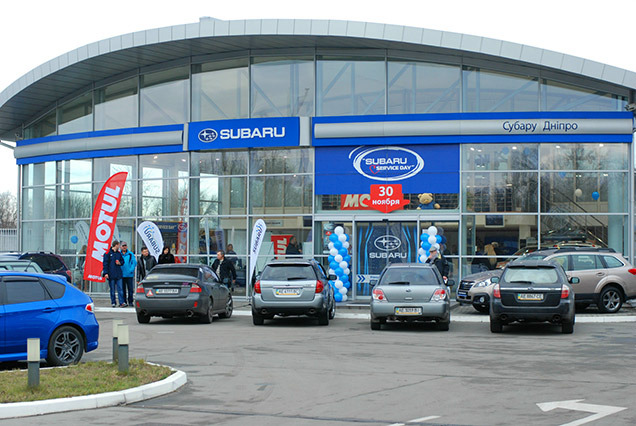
[427,226,438,236]
[328,242,335,250]
[432,243,440,251]
[329,268,335,275]
[428,235,437,244]
[334,226,344,235]
[339,261,348,269]
[335,280,344,289]
[342,241,350,249]
[419,255,427,263]
[574,188,583,198]
[343,268,350,275]
[338,234,347,242]
[330,248,339,256]
[418,248,425,256]
[339,287,348,295]
[334,254,343,263]
[341,294,348,302]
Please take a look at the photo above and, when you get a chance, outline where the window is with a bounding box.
[550,255,568,270]
[95,77,139,131]
[41,278,66,299]
[571,254,600,271]
[4,279,50,304]
[140,66,189,126]
[261,265,316,281]
[602,255,624,269]
[192,59,248,121]
[58,92,93,134]
[463,68,538,112]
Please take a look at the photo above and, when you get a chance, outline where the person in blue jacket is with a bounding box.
[103,240,125,307]
[120,241,137,307]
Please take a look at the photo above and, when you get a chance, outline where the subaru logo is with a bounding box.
[198,128,218,142]
[374,235,401,251]
[349,146,424,182]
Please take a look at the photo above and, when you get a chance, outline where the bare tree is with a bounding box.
[0,191,17,228]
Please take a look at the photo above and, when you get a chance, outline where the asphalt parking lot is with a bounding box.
[11,303,636,425]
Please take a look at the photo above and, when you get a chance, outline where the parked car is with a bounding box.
[370,263,452,331]
[18,252,73,284]
[490,260,576,334]
[0,271,99,365]
[134,263,233,324]
[252,259,335,326]
[0,259,44,273]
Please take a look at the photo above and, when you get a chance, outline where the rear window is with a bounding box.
[261,265,316,281]
[380,268,440,285]
[146,267,199,279]
[602,255,624,269]
[41,278,66,299]
[503,267,560,284]
[521,253,549,261]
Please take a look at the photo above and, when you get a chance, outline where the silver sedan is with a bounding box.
[370,263,452,331]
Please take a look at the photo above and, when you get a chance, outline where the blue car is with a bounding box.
[0,272,99,365]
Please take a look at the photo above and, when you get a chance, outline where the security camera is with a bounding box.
[625,103,636,112]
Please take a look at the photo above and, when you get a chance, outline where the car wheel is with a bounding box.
[200,300,214,324]
[47,326,84,366]
[562,320,574,334]
[252,312,265,325]
[328,297,336,320]
[490,318,503,333]
[598,286,623,313]
[370,319,382,330]
[473,304,489,314]
[438,321,450,331]
[137,312,151,324]
[219,296,233,319]
[318,307,330,326]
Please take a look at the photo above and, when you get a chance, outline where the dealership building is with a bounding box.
[0,18,635,298]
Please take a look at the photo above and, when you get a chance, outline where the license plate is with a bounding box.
[458,291,467,297]
[156,288,180,294]
[395,307,422,315]
[275,288,301,296]
[517,293,544,301]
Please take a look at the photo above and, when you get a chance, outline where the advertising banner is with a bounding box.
[271,235,292,258]
[84,172,128,282]
[137,221,164,262]
[249,219,267,284]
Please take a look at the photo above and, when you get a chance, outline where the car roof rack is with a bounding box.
[552,247,616,253]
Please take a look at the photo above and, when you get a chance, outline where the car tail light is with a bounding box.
[493,284,501,299]
[254,280,261,294]
[430,288,447,302]
[561,285,570,299]
[85,303,94,313]
[315,280,324,293]
[190,283,202,293]
[372,288,386,301]
[136,283,145,293]
[628,268,636,275]
[66,270,72,277]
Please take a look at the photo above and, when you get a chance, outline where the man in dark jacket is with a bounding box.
[103,240,125,307]
[137,246,157,283]
[211,250,237,291]
[425,245,450,282]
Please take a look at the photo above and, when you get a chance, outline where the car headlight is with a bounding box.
[474,278,492,288]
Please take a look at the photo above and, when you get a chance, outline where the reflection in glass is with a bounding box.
[192,59,248,121]
[57,183,92,219]
[94,156,137,182]
[462,144,538,170]
[22,221,55,252]
[95,77,139,130]
[542,80,626,111]
[190,177,246,216]
[541,172,627,214]
[540,143,628,170]
[540,214,627,253]
[22,187,56,220]
[140,66,189,126]
[463,68,539,112]
[141,179,188,217]
[250,148,312,174]
[191,151,248,176]
[24,110,56,139]
[140,153,189,179]
[22,162,56,186]
[58,92,93,135]
[463,172,538,212]
[250,175,312,214]
[58,160,93,184]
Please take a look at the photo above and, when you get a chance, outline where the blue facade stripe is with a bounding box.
[16,145,184,165]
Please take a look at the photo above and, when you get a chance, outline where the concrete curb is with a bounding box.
[0,364,187,419]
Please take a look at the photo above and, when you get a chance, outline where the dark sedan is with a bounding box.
[490,260,577,334]
[134,264,233,324]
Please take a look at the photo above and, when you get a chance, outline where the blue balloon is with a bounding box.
[558,172,566,178]
[436,235,442,244]
[335,267,344,276]
[328,255,335,263]
[592,191,600,200]
[345,234,350,241]
[422,241,431,250]
[343,281,351,289]
[334,241,343,250]
[441,235,447,244]
[344,255,351,263]
[334,292,343,302]
[329,234,338,242]
[341,275,349,283]
[330,261,339,270]
[338,248,348,256]
[328,281,335,288]
[70,235,78,244]
[420,233,427,242]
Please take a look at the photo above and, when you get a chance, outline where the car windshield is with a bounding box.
[502,267,560,284]
[146,267,199,279]
[380,268,439,285]
[261,265,315,281]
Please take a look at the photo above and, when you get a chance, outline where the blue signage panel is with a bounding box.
[189,117,300,150]
[315,144,459,194]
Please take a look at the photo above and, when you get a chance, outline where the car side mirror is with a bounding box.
[491,276,499,283]
[370,279,378,286]
[328,274,337,281]
[446,279,455,287]
[569,277,580,284]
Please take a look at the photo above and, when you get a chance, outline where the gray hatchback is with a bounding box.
[370,263,451,331]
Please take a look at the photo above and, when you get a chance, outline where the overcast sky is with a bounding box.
[1,0,635,193]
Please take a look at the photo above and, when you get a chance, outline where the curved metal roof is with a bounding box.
[1,18,635,140]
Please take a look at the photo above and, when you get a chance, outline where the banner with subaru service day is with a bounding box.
[315,144,459,195]
[189,117,300,150]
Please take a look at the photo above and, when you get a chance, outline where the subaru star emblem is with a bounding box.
[198,128,218,142]
[374,235,402,251]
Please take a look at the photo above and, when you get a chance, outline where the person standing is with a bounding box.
[425,245,450,282]
[158,246,175,264]
[103,240,125,307]
[120,241,137,306]
[226,243,240,267]
[285,236,302,257]
[137,246,157,282]
[211,250,236,291]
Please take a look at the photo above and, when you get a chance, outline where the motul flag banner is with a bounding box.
[84,172,128,282]
[137,221,164,262]
[249,219,267,285]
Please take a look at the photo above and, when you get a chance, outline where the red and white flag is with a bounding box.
[84,172,128,282]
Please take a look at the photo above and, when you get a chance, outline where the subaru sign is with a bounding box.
[189,117,300,150]
[315,144,459,195]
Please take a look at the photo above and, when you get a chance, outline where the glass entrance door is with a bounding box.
[355,221,418,298]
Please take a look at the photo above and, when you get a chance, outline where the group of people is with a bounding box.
[101,241,175,308]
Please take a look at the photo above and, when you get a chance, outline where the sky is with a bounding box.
[1,0,635,194]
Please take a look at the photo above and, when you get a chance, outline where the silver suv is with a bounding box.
[251,259,336,325]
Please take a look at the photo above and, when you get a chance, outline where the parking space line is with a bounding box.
[408,415,441,423]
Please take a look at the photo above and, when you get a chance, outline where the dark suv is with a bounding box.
[252,259,335,325]
[19,252,72,283]
[490,260,577,334]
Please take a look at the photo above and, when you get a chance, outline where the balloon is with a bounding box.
[574,188,582,198]
[420,233,427,242]
[338,248,348,256]
[343,268,350,275]
[592,191,600,200]
[330,261,338,270]
[559,172,566,178]
[418,248,425,256]
[344,255,351,263]
[427,226,438,236]
[341,294,348,302]
[428,235,437,244]
[70,235,78,244]
[339,261,348,269]
[341,275,349,283]
[334,292,343,302]
[334,254,343,263]
[334,241,343,250]
[335,280,343,289]
[441,235,447,244]
[432,243,440,251]
[330,248,338,256]
[343,281,351,289]
[338,234,347,243]
[329,268,335,275]
[345,234,350,241]
[335,267,344,276]
[334,226,344,235]
[329,234,338,242]
[342,241,350,249]
[339,287,348,295]
[419,255,427,263]
[328,256,335,264]
[436,235,442,244]
[422,241,431,250]
[328,242,335,250]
